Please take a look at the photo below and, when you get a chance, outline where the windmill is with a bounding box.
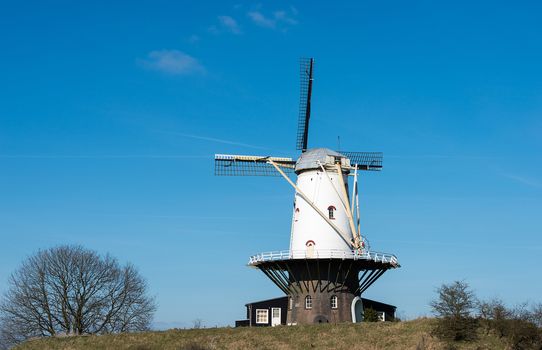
[215,58,399,324]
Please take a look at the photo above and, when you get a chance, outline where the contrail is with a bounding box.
[156,131,272,150]
[502,173,542,189]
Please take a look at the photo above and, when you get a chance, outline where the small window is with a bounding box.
[294,208,300,222]
[328,206,336,220]
[330,295,338,309]
[305,295,312,309]
[256,309,269,324]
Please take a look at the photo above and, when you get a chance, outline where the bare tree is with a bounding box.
[0,245,156,347]
[430,280,478,341]
[430,280,476,319]
[192,319,203,329]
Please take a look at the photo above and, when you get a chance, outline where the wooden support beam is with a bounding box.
[335,163,360,249]
[268,160,353,248]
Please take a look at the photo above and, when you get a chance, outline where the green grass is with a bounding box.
[16,318,509,350]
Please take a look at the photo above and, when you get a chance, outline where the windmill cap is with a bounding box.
[295,148,350,173]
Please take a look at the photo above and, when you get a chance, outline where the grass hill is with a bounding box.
[16,318,510,350]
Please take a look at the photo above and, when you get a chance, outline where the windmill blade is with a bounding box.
[215,154,296,176]
[340,151,383,171]
[296,57,314,151]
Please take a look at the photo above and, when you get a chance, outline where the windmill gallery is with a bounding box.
[215,58,400,326]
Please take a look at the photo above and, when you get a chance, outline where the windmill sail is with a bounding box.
[214,154,295,176]
[296,58,314,151]
[340,151,383,171]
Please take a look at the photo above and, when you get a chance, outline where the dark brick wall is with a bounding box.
[285,260,360,325]
[287,288,356,324]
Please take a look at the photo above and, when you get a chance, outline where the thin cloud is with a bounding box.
[218,15,242,34]
[248,11,275,28]
[139,50,205,75]
[273,11,297,25]
[207,25,219,35]
[247,8,298,30]
[188,34,200,43]
[158,131,271,151]
[502,174,542,189]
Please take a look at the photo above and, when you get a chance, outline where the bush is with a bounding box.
[431,316,479,341]
[477,298,511,336]
[499,319,541,350]
[531,303,542,328]
[363,308,379,322]
[477,299,542,349]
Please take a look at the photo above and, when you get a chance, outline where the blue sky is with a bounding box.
[1,0,542,327]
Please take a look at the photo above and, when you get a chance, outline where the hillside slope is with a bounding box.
[16,318,508,350]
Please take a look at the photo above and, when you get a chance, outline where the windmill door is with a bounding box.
[271,308,281,326]
[306,240,315,258]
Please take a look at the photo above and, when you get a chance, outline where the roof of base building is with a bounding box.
[362,297,397,310]
[244,296,287,306]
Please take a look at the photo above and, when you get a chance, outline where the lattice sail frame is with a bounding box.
[214,154,295,176]
[340,152,383,171]
[296,58,314,151]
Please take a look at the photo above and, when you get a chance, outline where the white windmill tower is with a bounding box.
[215,58,399,324]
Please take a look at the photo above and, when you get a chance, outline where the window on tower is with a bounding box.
[305,295,312,309]
[294,208,300,222]
[330,295,338,309]
[328,206,336,220]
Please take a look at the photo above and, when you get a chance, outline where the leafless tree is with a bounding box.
[192,318,203,329]
[430,280,477,319]
[0,245,156,347]
[430,281,478,341]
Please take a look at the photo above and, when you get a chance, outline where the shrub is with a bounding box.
[498,319,541,350]
[531,303,542,328]
[477,298,510,336]
[431,316,479,341]
[477,299,542,349]
[363,308,379,322]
